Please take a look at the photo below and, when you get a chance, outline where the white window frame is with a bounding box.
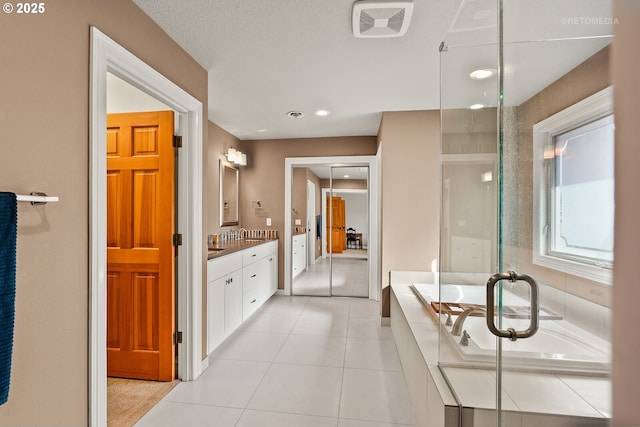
[532,86,613,285]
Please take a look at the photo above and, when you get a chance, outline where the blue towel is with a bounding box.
[0,192,17,405]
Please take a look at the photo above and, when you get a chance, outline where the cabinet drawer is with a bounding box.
[243,242,273,266]
[242,261,264,294]
[242,288,261,321]
[207,251,243,282]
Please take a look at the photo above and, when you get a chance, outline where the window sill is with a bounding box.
[533,253,612,285]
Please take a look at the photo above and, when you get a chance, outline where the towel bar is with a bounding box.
[16,192,59,205]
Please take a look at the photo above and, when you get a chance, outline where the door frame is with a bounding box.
[90,28,204,427]
[306,179,317,266]
[284,156,380,301]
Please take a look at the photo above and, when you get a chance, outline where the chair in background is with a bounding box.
[346,227,360,249]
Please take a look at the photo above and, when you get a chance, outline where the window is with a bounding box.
[533,87,614,284]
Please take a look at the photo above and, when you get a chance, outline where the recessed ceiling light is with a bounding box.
[314,109,330,117]
[469,68,496,80]
[343,175,350,178]
[257,129,267,133]
[286,111,305,119]
[469,104,485,110]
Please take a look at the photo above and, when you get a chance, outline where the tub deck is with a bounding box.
[390,272,610,427]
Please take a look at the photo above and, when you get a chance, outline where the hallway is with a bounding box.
[135,296,417,426]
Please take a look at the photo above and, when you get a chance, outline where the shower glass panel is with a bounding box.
[434,0,613,424]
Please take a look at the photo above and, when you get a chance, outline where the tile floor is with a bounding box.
[293,258,369,298]
[135,296,418,427]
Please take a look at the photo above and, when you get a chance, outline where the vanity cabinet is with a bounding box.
[292,234,306,279]
[207,240,278,354]
[207,251,243,353]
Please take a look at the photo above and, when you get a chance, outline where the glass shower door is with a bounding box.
[439,1,613,425]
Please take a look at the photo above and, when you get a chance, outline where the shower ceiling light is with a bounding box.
[469,68,496,80]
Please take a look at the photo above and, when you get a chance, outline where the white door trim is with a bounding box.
[306,180,317,266]
[284,156,380,301]
[90,27,204,427]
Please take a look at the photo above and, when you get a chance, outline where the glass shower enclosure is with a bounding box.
[428,0,614,424]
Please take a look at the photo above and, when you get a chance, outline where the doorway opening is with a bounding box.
[105,74,180,425]
[90,28,204,427]
[284,156,380,301]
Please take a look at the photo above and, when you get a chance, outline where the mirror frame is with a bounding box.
[219,159,239,226]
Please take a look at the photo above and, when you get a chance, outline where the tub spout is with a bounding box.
[451,307,486,336]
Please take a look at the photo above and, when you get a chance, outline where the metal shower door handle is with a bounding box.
[486,271,539,341]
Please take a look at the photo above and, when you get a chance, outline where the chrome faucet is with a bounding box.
[238,227,248,239]
[451,307,486,336]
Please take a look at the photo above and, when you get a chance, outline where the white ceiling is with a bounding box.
[132,0,613,141]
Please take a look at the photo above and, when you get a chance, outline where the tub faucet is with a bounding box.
[451,307,486,336]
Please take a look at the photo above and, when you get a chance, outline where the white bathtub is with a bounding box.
[411,283,611,374]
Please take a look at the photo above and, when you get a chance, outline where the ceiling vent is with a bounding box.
[352,0,414,38]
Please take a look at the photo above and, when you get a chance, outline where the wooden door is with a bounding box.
[106,111,176,381]
[326,196,346,253]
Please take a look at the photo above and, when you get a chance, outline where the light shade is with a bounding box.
[226,148,247,166]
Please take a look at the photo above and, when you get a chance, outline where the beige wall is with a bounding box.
[0,1,207,425]
[239,137,378,290]
[379,111,441,317]
[612,1,640,424]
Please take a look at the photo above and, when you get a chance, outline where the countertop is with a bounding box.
[207,238,277,260]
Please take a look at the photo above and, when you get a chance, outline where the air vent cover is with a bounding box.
[352,0,414,38]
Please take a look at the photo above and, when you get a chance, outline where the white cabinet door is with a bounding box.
[226,269,243,333]
[292,234,306,279]
[208,265,242,354]
[266,251,278,297]
[208,276,226,353]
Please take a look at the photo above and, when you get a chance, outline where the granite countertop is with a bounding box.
[207,238,277,260]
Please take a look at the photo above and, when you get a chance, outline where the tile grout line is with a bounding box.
[231,296,310,427]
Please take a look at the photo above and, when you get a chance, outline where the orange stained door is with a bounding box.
[106,111,176,381]
[327,196,346,253]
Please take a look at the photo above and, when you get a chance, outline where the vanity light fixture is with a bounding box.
[226,148,247,166]
[469,104,485,110]
[469,68,496,80]
[314,109,331,117]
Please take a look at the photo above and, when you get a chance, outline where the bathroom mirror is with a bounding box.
[219,160,239,226]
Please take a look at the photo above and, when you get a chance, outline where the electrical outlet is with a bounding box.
[295,219,301,225]
[266,218,272,226]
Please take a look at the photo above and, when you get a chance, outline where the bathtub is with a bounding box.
[411,283,611,374]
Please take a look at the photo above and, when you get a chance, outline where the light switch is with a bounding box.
[295,219,301,225]
[266,218,272,226]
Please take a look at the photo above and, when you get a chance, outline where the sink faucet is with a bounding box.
[451,307,486,336]
[238,228,248,238]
